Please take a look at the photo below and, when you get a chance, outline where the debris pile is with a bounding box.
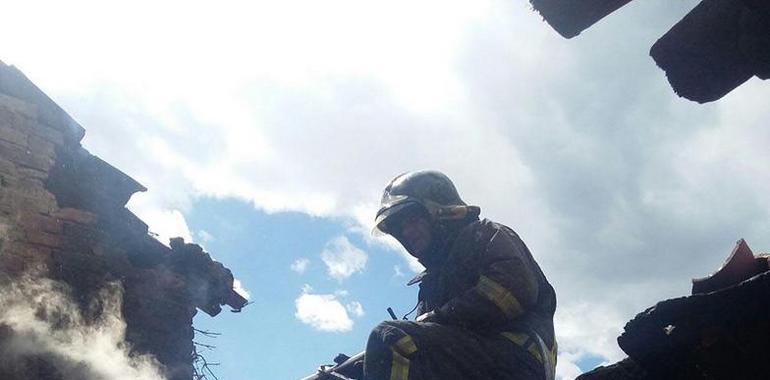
[169,237,247,317]
[0,61,245,380]
[578,239,770,379]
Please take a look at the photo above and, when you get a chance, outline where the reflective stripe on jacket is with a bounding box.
[411,219,557,351]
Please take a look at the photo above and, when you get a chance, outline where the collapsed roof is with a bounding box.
[531,0,770,103]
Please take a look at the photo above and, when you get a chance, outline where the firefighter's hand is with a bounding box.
[416,311,439,323]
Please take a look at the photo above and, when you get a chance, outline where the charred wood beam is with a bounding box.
[739,0,770,18]
[650,0,770,103]
[530,0,634,38]
[530,0,769,102]
[46,147,147,213]
[691,239,769,294]
[618,269,770,378]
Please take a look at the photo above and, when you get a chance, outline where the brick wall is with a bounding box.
[0,61,244,380]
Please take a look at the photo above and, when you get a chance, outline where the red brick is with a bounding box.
[0,139,26,164]
[0,189,12,205]
[20,213,63,234]
[0,139,51,171]
[54,208,97,225]
[0,253,48,274]
[0,108,21,132]
[0,124,27,147]
[61,221,101,250]
[20,154,52,172]
[16,176,43,190]
[0,172,16,188]
[0,93,37,119]
[27,134,55,158]
[15,243,53,259]
[8,188,56,212]
[25,260,50,274]
[0,202,12,216]
[17,166,47,180]
[0,254,26,274]
[1,191,19,209]
[16,192,57,215]
[0,156,15,175]
[24,230,64,248]
[27,122,64,146]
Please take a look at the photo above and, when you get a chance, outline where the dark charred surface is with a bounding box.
[691,239,768,295]
[529,0,634,38]
[578,241,770,380]
[530,0,769,102]
[649,0,768,103]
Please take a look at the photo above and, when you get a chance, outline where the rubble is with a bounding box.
[0,61,245,380]
[578,239,770,380]
[169,237,248,316]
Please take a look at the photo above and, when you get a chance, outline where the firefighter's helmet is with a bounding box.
[373,170,479,236]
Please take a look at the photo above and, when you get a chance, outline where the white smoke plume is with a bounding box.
[0,275,166,380]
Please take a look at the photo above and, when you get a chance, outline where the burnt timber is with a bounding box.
[530,0,770,103]
[577,240,770,380]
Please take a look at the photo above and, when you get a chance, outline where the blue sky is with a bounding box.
[186,198,602,379]
[187,198,417,379]
[3,1,770,379]
[185,197,612,379]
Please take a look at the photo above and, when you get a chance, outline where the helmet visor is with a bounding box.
[372,201,420,236]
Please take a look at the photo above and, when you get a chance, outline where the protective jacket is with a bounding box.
[364,218,557,380]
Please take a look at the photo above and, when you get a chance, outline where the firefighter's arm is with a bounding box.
[433,229,539,327]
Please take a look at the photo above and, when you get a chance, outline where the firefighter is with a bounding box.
[364,170,557,380]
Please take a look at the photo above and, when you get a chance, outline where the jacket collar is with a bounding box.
[405,219,483,286]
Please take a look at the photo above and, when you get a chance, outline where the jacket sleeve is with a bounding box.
[434,228,539,328]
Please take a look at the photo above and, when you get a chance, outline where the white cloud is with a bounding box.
[4,0,770,376]
[290,258,310,274]
[294,285,354,332]
[554,303,626,364]
[128,195,192,247]
[197,230,214,243]
[350,204,425,274]
[393,265,405,278]
[556,351,587,380]
[395,245,425,274]
[233,279,251,301]
[346,301,365,318]
[320,236,368,281]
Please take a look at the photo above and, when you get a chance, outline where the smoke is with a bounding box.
[0,275,166,380]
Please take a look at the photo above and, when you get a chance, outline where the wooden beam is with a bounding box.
[530,0,634,38]
[650,0,755,103]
